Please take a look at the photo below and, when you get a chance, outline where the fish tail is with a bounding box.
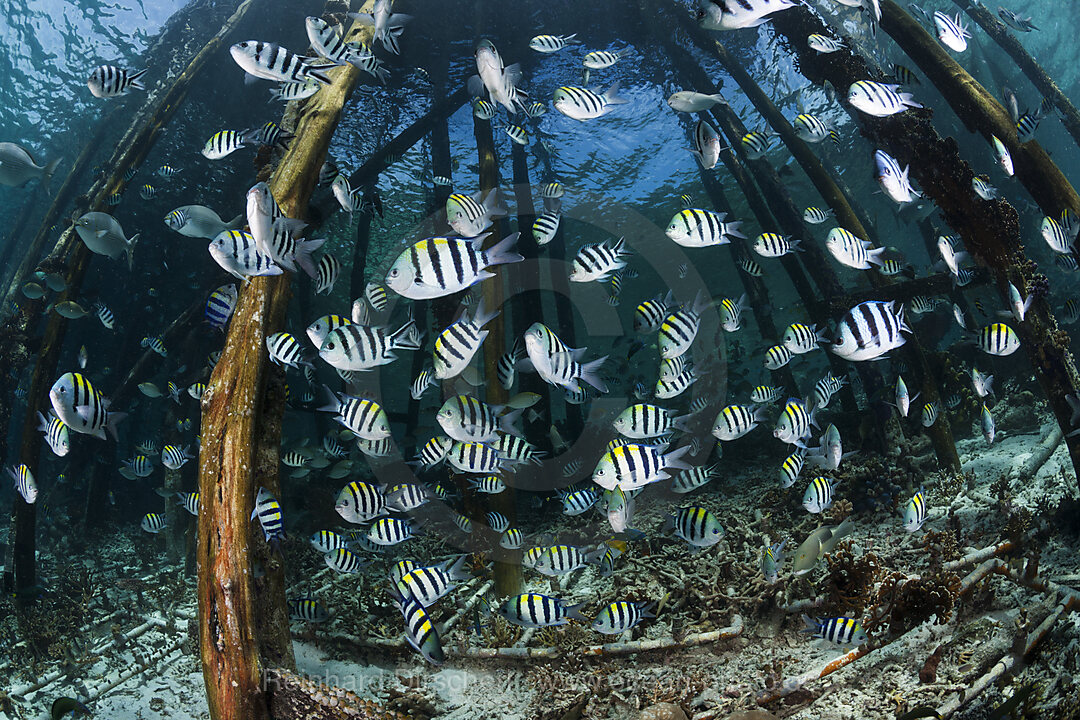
[126,233,140,271]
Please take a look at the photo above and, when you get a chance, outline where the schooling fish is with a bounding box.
[529,33,581,52]
[0,142,61,187]
[667,90,727,112]
[87,65,148,98]
[552,83,628,121]
[386,233,522,300]
[73,212,139,270]
[874,150,921,205]
[847,81,922,117]
[831,300,910,361]
[696,0,797,30]
[229,41,335,85]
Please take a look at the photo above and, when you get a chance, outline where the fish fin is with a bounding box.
[604,81,629,105]
[128,68,149,90]
[106,412,128,442]
[126,233,140,271]
[481,232,523,267]
[579,355,609,392]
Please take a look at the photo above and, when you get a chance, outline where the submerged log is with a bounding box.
[469,113,522,597]
[949,0,1080,153]
[197,7,374,719]
[770,4,1080,484]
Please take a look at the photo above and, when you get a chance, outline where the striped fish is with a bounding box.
[436,395,519,443]
[48,372,125,441]
[208,230,283,281]
[161,444,192,470]
[139,184,156,200]
[690,119,723,169]
[874,150,921,205]
[493,433,545,466]
[775,398,816,445]
[176,492,200,516]
[793,113,829,142]
[807,34,844,53]
[496,593,586,628]
[672,464,719,493]
[523,322,608,393]
[446,440,505,473]
[552,83,628,120]
[501,528,523,549]
[738,255,764,277]
[9,465,37,504]
[446,189,504,238]
[803,206,834,224]
[783,323,827,354]
[242,121,293,149]
[368,517,415,546]
[665,506,724,548]
[36,411,70,457]
[122,454,153,478]
[397,557,469,606]
[497,338,525,389]
[388,586,444,664]
[305,314,351,348]
[202,130,247,159]
[658,291,711,359]
[847,81,922,117]
[141,512,166,533]
[472,98,496,119]
[415,436,453,468]
[561,487,600,516]
[266,331,309,369]
[251,487,285,543]
[229,41,335,84]
[411,367,435,400]
[385,484,429,512]
[390,560,418,587]
[529,33,580,52]
[469,475,506,494]
[335,480,386,523]
[933,11,971,52]
[779,448,806,488]
[591,443,692,491]
[583,49,622,69]
[802,476,836,513]
[697,0,798,30]
[318,319,420,371]
[976,323,1020,356]
[826,227,886,269]
[269,78,321,101]
[317,389,391,440]
[451,511,472,533]
[634,291,675,333]
[95,303,115,329]
[325,547,367,573]
[289,597,328,623]
[205,284,238,332]
[612,403,688,439]
[665,208,744,247]
[831,300,909,361]
[304,16,375,70]
[741,131,773,159]
[532,210,561,246]
[1041,216,1074,254]
[366,282,388,311]
[803,615,867,645]
[309,530,348,553]
[764,344,793,370]
[386,233,522,300]
[314,253,341,294]
[535,545,597,576]
[902,488,927,531]
[812,373,847,409]
[88,65,148,98]
[141,336,167,356]
[712,404,767,441]
[762,540,785,583]
[891,63,919,85]
[569,236,631,282]
[753,232,801,258]
[751,385,783,404]
[656,369,697,399]
[434,301,499,379]
[592,600,655,634]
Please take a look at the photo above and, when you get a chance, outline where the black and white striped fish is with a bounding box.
[764,344,792,369]
[494,433,544,466]
[269,78,321,102]
[397,557,469,607]
[775,398,816,445]
[535,544,598,575]
[793,113,830,142]
[803,206,834,224]
[325,547,366,573]
[921,401,939,427]
[385,483,429,512]
[317,388,391,440]
[552,83,628,121]
[162,444,192,470]
[690,119,723,169]
[658,292,711,359]
[48,372,124,441]
[266,331,310,369]
[847,81,922,117]
[497,338,525,389]
[569,236,631,282]
[532,210,561,246]
[1041,216,1074,254]
[436,394,519,443]
[665,208,744,247]
[831,300,910,361]
[496,593,585,628]
[812,373,847,409]
[368,517,415,546]
[655,367,697,399]
[305,16,376,70]
[411,367,435,400]
[251,487,285,543]
[446,440,505,473]
[665,505,724,548]
[740,131,773,159]
[583,49,623,69]
[826,227,886,269]
[95,303,115,329]
[305,314,351,348]
[783,323,826,354]
[364,282,388,312]
[122,454,153,478]
[469,475,506,494]
[672,464,719,493]
[87,65,148,98]
[560,488,599,515]
[997,6,1038,32]
[874,150,921,205]
[386,233,523,300]
[524,322,608,393]
[779,448,805,488]
[175,491,200,516]
[753,232,801,257]
[318,319,420,371]
[612,403,689,439]
[802,476,836,513]
[415,436,453,469]
[712,404,767,441]
[36,411,70,457]
[208,230,283,281]
[696,0,797,30]
[201,130,247,160]
[634,291,675,333]
[141,512,166,533]
[932,11,971,52]
[807,34,844,53]
[529,33,580,52]
[976,323,1020,356]
[229,41,335,85]
[242,121,294,149]
[314,253,340,294]
[434,301,499,379]
[804,616,867,645]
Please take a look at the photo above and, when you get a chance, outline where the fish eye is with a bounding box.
[326,342,335,350]
[388,269,398,278]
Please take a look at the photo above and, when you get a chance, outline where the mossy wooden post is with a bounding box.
[471,113,522,597]
[769,3,1080,484]
[949,0,1080,151]
[878,0,1080,218]
[2,0,265,596]
[196,9,374,719]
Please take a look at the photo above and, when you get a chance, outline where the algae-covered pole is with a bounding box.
[470,112,522,597]
[196,9,373,719]
[878,0,1080,217]
[949,0,1080,152]
[769,3,1080,484]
